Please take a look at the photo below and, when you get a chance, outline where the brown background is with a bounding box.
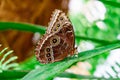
[0,0,69,62]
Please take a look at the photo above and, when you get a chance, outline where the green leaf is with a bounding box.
[0,22,46,34]
[18,56,43,70]
[0,22,118,46]
[0,70,28,79]
[58,72,119,80]
[100,0,120,8]
[22,42,120,80]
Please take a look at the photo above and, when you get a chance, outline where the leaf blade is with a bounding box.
[22,42,120,80]
[0,22,46,34]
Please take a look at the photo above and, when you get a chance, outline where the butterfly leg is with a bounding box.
[70,47,78,58]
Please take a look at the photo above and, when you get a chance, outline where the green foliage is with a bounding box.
[58,72,119,80]
[100,0,120,8]
[69,0,120,76]
[22,42,120,80]
[0,21,119,80]
[0,0,120,80]
[18,56,42,70]
[0,70,28,79]
[0,22,46,34]
[0,47,19,72]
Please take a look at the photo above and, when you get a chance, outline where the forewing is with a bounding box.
[46,9,69,34]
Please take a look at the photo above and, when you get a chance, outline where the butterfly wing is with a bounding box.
[47,9,75,55]
[46,9,69,34]
[35,23,75,64]
[35,9,75,64]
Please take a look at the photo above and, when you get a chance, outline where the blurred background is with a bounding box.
[0,0,120,79]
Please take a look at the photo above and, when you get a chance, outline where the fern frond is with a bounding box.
[0,46,19,72]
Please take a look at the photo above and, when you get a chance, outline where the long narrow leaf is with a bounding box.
[58,72,119,80]
[2,56,18,68]
[0,22,46,34]
[100,0,120,8]
[5,63,19,70]
[0,48,8,55]
[0,50,13,64]
[0,70,28,79]
[0,22,118,45]
[22,42,120,80]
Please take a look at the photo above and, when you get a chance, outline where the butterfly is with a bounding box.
[35,9,76,64]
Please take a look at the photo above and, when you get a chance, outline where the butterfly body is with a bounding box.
[35,9,76,64]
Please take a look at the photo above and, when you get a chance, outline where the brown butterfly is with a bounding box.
[35,9,76,64]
